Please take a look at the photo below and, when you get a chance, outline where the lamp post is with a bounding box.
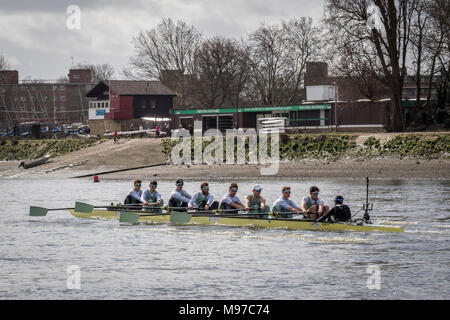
[334,82,338,132]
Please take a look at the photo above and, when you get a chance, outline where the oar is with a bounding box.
[29,202,97,216]
[29,206,76,217]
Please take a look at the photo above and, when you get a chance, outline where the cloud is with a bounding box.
[0,0,325,79]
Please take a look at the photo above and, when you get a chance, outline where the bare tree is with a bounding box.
[76,63,115,82]
[192,37,250,108]
[123,18,202,80]
[282,17,324,104]
[325,0,417,131]
[409,0,430,110]
[0,54,11,70]
[247,18,322,106]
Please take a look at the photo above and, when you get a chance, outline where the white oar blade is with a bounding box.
[29,206,48,217]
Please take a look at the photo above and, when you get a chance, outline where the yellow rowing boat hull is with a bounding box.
[69,209,404,233]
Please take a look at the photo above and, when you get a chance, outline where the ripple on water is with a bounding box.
[1,178,449,299]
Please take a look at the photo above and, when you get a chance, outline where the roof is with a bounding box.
[104,80,176,96]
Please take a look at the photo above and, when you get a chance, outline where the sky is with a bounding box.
[0,0,325,80]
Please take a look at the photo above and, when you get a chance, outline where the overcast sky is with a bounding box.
[0,0,325,80]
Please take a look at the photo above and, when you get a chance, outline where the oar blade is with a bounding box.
[74,202,94,213]
[170,212,192,224]
[120,212,141,224]
[29,206,48,217]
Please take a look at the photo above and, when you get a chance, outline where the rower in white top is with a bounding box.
[168,179,192,211]
[124,180,144,205]
[219,182,246,214]
[188,182,219,211]
[272,186,303,218]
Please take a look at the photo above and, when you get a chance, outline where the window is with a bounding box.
[60,96,66,101]
[74,74,80,79]
[59,85,65,90]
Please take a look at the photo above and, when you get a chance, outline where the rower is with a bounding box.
[316,196,351,223]
[124,180,144,205]
[272,186,302,218]
[188,182,219,211]
[300,186,329,220]
[219,183,246,214]
[245,185,270,217]
[141,180,164,212]
[168,179,192,211]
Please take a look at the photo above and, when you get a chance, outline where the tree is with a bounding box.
[325,0,417,131]
[76,63,115,82]
[247,18,322,106]
[192,37,250,108]
[123,18,202,80]
[0,54,11,70]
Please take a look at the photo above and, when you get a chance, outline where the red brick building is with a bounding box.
[0,69,94,129]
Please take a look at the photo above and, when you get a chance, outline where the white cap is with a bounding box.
[252,185,262,191]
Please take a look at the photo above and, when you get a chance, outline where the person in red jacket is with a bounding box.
[113,130,118,144]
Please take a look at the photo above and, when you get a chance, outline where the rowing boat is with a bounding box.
[69,209,404,233]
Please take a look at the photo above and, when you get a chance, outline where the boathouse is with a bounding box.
[86,80,176,135]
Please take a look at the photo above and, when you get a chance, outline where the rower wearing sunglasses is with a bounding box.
[168,179,192,211]
[272,186,302,218]
[219,183,246,214]
[188,182,219,211]
[141,180,164,212]
[245,185,270,217]
[124,180,144,205]
[300,186,329,220]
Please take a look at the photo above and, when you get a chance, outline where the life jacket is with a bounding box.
[304,196,320,210]
[143,190,158,203]
[248,195,262,210]
[193,192,209,207]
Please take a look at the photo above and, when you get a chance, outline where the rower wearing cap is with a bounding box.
[124,180,144,205]
[188,182,219,211]
[168,179,192,211]
[245,185,269,215]
[317,196,351,223]
[219,183,246,213]
[300,186,329,220]
[272,186,302,218]
[141,180,164,212]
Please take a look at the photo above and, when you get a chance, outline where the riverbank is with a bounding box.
[0,132,449,180]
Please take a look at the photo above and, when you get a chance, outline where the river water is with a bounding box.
[0,177,449,300]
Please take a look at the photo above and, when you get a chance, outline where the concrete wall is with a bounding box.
[88,119,144,135]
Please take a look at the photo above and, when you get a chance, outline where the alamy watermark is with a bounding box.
[66,265,81,290]
[170,121,280,175]
[366,4,384,34]
[366,265,381,290]
[66,5,81,30]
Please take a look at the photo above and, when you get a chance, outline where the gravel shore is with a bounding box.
[1,135,449,180]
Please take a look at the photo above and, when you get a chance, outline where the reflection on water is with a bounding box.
[0,177,449,299]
